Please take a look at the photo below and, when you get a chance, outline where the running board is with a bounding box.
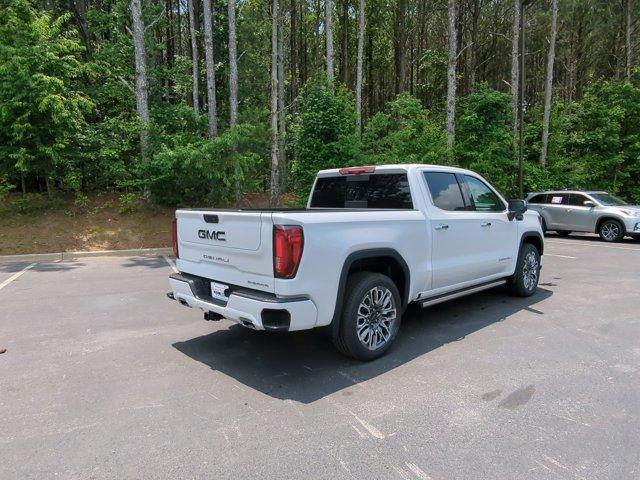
[420,279,507,308]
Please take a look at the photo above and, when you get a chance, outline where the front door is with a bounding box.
[423,171,509,291]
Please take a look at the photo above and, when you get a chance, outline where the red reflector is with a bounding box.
[172,218,179,258]
[338,166,376,175]
[273,225,304,279]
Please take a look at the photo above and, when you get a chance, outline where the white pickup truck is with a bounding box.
[168,164,543,360]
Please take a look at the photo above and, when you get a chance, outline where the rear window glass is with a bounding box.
[310,173,414,209]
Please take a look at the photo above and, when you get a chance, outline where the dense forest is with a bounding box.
[1,0,639,207]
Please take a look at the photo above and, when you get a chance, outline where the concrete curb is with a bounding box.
[0,247,173,265]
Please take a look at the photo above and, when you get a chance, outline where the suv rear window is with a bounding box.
[310,173,414,209]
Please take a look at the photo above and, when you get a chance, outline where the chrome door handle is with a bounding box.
[481,222,492,227]
[434,224,449,231]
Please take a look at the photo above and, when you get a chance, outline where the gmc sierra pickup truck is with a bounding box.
[168,164,543,360]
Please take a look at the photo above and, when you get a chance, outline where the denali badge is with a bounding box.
[198,229,226,241]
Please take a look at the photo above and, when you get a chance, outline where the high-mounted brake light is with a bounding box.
[273,225,304,279]
[338,166,376,175]
[172,218,179,258]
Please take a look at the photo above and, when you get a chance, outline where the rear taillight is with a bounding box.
[273,225,304,279]
[172,218,179,258]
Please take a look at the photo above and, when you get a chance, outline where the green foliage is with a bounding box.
[0,0,93,191]
[291,78,362,196]
[0,177,14,200]
[361,94,448,165]
[118,193,137,214]
[455,86,517,196]
[144,124,266,206]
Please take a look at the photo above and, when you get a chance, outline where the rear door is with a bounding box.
[423,171,487,289]
[175,210,276,293]
[545,193,569,228]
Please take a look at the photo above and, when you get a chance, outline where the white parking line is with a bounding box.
[546,239,640,251]
[544,254,577,259]
[0,263,36,291]
[163,256,178,273]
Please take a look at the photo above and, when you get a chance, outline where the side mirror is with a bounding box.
[508,199,528,221]
[583,200,595,208]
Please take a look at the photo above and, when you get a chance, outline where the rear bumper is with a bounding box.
[168,273,318,331]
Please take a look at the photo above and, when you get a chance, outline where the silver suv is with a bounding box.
[526,190,640,242]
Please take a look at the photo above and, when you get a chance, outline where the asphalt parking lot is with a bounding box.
[1,233,639,479]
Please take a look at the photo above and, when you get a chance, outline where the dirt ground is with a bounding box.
[0,193,176,255]
[0,191,299,255]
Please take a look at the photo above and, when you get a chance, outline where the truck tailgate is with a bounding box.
[175,210,275,293]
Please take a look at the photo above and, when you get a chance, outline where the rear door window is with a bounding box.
[310,173,414,209]
[423,172,467,211]
[549,194,568,205]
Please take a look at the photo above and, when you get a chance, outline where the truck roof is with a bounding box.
[317,164,478,177]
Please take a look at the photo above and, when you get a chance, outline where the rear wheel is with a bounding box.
[333,272,401,361]
[508,243,541,297]
[598,219,624,242]
[556,230,571,237]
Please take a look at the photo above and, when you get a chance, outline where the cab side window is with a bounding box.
[423,172,467,211]
[463,175,505,212]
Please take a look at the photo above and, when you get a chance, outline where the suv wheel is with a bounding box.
[333,272,401,361]
[599,219,624,242]
[508,243,541,297]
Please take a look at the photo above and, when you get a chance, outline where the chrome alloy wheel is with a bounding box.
[356,286,397,350]
[601,222,620,241]
[522,251,540,291]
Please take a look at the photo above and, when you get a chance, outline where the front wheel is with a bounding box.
[508,243,541,297]
[333,272,402,361]
[599,219,625,242]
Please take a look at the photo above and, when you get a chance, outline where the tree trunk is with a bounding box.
[394,0,407,94]
[270,0,281,206]
[131,0,150,161]
[290,0,298,108]
[540,0,558,167]
[228,0,239,127]
[69,0,93,58]
[511,0,520,137]
[340,0,349,85]
[325,0,335,82]
[187,0,200,115]
[202,0,218,138]
[355,0,365,134]
[277,0,286,190]
[626,0,633,79]
[469,0,481,93]
[446,0,457,150]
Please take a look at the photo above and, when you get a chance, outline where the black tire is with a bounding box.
[556,230,571,237]
[598,219,625,242]
[333,272,402,361]
[540,217,547,235]
[508,243,541,297]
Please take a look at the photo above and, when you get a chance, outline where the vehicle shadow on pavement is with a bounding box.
[173,287,553,404]
[0,261,85,273]
[545,232,638,244]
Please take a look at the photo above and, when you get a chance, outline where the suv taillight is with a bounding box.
[273,225,304,279]
[172,218,179,258]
